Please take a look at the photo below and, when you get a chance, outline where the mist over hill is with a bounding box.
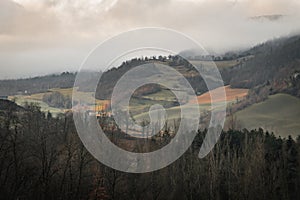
[229,34,300,96]
[1,33,300,101]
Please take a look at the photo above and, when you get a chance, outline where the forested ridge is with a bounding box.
[229,35,300,95]
[0,101,299,200]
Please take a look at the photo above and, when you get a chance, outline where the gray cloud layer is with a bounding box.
[1,0,300,78]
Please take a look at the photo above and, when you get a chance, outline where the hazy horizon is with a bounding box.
[1,0,300,79]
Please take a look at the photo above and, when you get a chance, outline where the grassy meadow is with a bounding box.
[233,93,300,138]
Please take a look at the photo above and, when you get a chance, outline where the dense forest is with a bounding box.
[0,100,299,200]
[229,35,300,93]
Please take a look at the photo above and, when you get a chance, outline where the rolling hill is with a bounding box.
[233,93,300,138]
[2,33,300,139]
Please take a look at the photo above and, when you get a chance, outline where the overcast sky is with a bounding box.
[1,0,300,79]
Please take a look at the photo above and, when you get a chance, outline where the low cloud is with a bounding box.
[1,0,300,78]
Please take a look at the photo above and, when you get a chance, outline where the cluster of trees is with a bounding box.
[0,102,299,200]
[187,52,250,61]
[284,69,300,97]
[42,91,72,109]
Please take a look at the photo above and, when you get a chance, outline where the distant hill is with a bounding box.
[162,34,300,98]
[93,56,201,99]
[0,72,76,96]
[2,34,300,139]
[2,33,300,102]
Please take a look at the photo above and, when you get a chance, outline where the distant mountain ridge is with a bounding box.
[1,33,300,100]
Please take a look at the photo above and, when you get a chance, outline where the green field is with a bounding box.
[133,103,211,122]
[234,93,300,138]
[12,87,300,139]
[9,88,72,116]
[142,89,176,101]
[9,87,112,117]
[9,88,93,116]
[11,97,65,117]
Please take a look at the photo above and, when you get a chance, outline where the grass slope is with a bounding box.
[235,93,300,138]
[133,86,248,123]
[9,87,111,116]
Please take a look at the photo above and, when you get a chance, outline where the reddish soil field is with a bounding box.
[190,86,248,104]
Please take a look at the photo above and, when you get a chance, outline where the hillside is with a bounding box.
[2,33,300,101]
[190,85,248,104]
[233,93,300,138]
[1,34,300,100]
[93,56,199,99]
[229,34,300,93]
[101,33,300,123]
[2,34,300,136]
